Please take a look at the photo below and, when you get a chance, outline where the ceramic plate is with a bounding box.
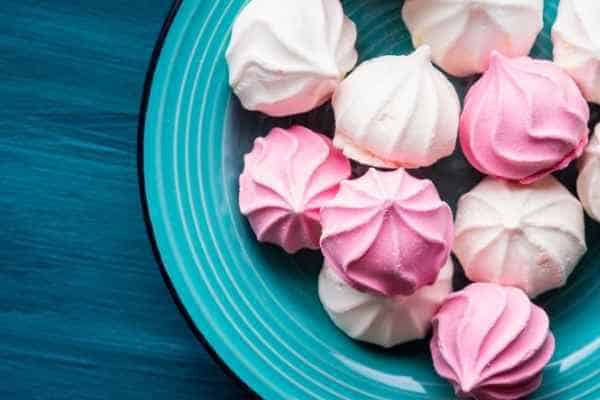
[139,0,600,398]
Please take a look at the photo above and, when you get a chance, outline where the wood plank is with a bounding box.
[0,1,247,398]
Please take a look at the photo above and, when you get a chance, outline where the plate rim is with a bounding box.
[136,2,600,399]
[136,1,257,397]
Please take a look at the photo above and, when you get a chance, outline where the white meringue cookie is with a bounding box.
[454,176,587,298]
[552,0,600,104]
[578,124,600,222]
[402,0,543,77]
[318,259,454,348]
[225,0,358,117]
[332,46,460,168]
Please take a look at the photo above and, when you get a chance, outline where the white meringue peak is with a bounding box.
[402,0,543,76]
[332,46,460,169]
[454,176,587,298]
[553,0,600,104]
[226,0,358,117]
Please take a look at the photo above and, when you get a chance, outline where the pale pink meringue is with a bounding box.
[239,125,351,254]
[320,168,453,297]
[460,51,589,184]
[431,283,555,400]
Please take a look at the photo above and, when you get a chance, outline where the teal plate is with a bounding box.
[140,0,600,398]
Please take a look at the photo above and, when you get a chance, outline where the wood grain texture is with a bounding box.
[0,1,248,398]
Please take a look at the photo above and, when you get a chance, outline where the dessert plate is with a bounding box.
[139,0,600,398]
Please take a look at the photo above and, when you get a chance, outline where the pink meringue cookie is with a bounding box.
[431,283,555,400]
[320,168,454,297]
[239,126,351,254]
[460,51,589,184]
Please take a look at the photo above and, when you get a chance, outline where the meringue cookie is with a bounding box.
[319,259,454,348]
[332,47,460,168]
[552,0,600,104]
[402,0,543,77]
[577,124,600,222]
[225,0,358,117]
[460,52,590,184]
[454,176,587,298]
[320,168,454,297]
[431,283,555,400]
[239,126,351,254]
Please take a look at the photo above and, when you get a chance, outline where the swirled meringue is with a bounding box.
[225,0,358,117]
[319,259,453,348]
[454,176,587,298]
[431,283,555,400]
[402,0,543,77]
[577,124,600,222]
[459,52,589,184]
[552,0,600,104]
[332,46,460,169]
[320,168,454,297]
[239,126,351,254]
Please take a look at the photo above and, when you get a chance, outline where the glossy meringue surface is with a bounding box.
[578,124,600,222]
[239,126,351,254]
[332,46,460,169]
[402,0,543,77]
[319,259,453,348]
[431,283,555,400]
[454,176,587,298]
[321,168,454,297]
[460,52,589,184]
[552,0,600,104]
[143,1,600,398]
[225,0,357,117]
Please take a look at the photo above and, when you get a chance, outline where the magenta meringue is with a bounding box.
[431,283,555,400]
[460,52,589,184]
[239,126,351,254]
[320,168,454,297]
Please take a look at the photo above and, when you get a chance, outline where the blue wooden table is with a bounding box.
[0,1,248,398]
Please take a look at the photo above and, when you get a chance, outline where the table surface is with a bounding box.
[0,1,249,398]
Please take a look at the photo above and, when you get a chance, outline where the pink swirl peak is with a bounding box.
[239,126,351,254]
[320,168,453,296]
[431,283,555,400]
[460,51,589,184]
